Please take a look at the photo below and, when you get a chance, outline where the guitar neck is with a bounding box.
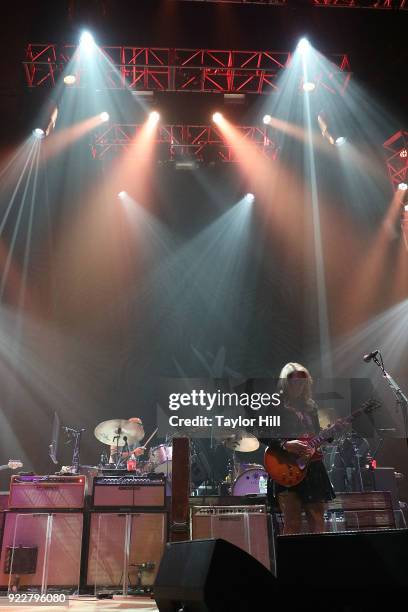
[309,401,376,450]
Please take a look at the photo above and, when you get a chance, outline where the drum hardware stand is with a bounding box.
[129,562,155,592]
[113,428,122,469]
[121,436,131,469]
[63,426,85,475]
[351,437,364,492]
[99,449,109,468]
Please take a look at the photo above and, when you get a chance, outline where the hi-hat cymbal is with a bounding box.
[94,419,145,445]
[223,433,259,453]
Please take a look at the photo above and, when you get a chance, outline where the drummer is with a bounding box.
[109,417,146,466]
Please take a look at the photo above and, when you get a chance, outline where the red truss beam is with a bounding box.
[90,123,278,162]
[173,1,288,4]
[24,45,351,95]
[312,0,407,8]
[383,130,408,190]
[174,0,406,7]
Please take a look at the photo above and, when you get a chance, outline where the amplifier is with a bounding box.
[0,512,83,588]
[328,491,393,512]
[343,509,395,529]
[8,476,85,509]
[362,468,400,510]
[191,505,271,570]
[87,512,167,588]
[93,475,165,508]
[0,492,9,533]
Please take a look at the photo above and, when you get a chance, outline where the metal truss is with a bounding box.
[24,45,350,95]
[312,0,407,8]
[383,130,408,191]
[173,1,287,4]
[90,123,278,162]
[174,0,407,8]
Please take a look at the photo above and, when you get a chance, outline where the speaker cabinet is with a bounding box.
[154,538,276,612]
[87,512,167,588]
[192,505,270,570]
[0,512,83,588]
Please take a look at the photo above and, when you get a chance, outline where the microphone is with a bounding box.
[363,350,379,363]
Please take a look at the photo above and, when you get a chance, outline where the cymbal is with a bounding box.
[94,419,145,446]
[223,433,259,453]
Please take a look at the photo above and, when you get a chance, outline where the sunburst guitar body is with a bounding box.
[264,438,320,488]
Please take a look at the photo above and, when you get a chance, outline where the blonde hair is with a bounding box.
[278,362,313,403]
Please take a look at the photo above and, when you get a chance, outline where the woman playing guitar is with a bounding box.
[267,363,335,535]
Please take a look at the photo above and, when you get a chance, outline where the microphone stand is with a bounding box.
[63,426,85,474]
[371,352,408,448]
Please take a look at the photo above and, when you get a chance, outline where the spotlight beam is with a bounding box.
[301,44,333,377]
[0,143,39,301]
[0,139,37,238]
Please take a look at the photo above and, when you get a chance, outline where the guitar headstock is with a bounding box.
[7,460,23,470]
[361,398,382,415]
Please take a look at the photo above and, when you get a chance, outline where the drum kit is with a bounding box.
[93,418,268,495]
[94,419,173,478]
[218,431,268,496]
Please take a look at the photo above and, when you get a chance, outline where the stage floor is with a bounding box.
[0,596,159,611]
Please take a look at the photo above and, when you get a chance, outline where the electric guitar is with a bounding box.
[0,460,23,471]
[264,399,380,488]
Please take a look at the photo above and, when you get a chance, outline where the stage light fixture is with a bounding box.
[224,93,246,105]
[245,193,255,204]
[79,31,95,49]
[335,136,347,146]
[400,149,408,159]
[405,204,408,212]
[398,183,408,191]
[212,112,223,124]
[302,81,316,92]
[263,115,272,125]
[33,128,45,139]
[175,160,197,171]
[100,112,110,122]
[118,191,127,198]
[63,75,76,85]
[297,38,310,55]
[149,111,160,123]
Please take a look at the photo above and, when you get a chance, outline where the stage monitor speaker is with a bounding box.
[277,528,408,590]
[0,512,83,588]
[154,538,277,612]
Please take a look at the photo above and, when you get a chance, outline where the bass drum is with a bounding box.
[232,465,268,496]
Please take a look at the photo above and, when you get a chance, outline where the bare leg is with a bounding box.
[278,491,303,535]
[304,502,326,533]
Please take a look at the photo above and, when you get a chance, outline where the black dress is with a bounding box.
[265,398,335,504]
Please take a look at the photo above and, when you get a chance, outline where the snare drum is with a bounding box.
[231,465,268,496]
[149,444,172,478]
